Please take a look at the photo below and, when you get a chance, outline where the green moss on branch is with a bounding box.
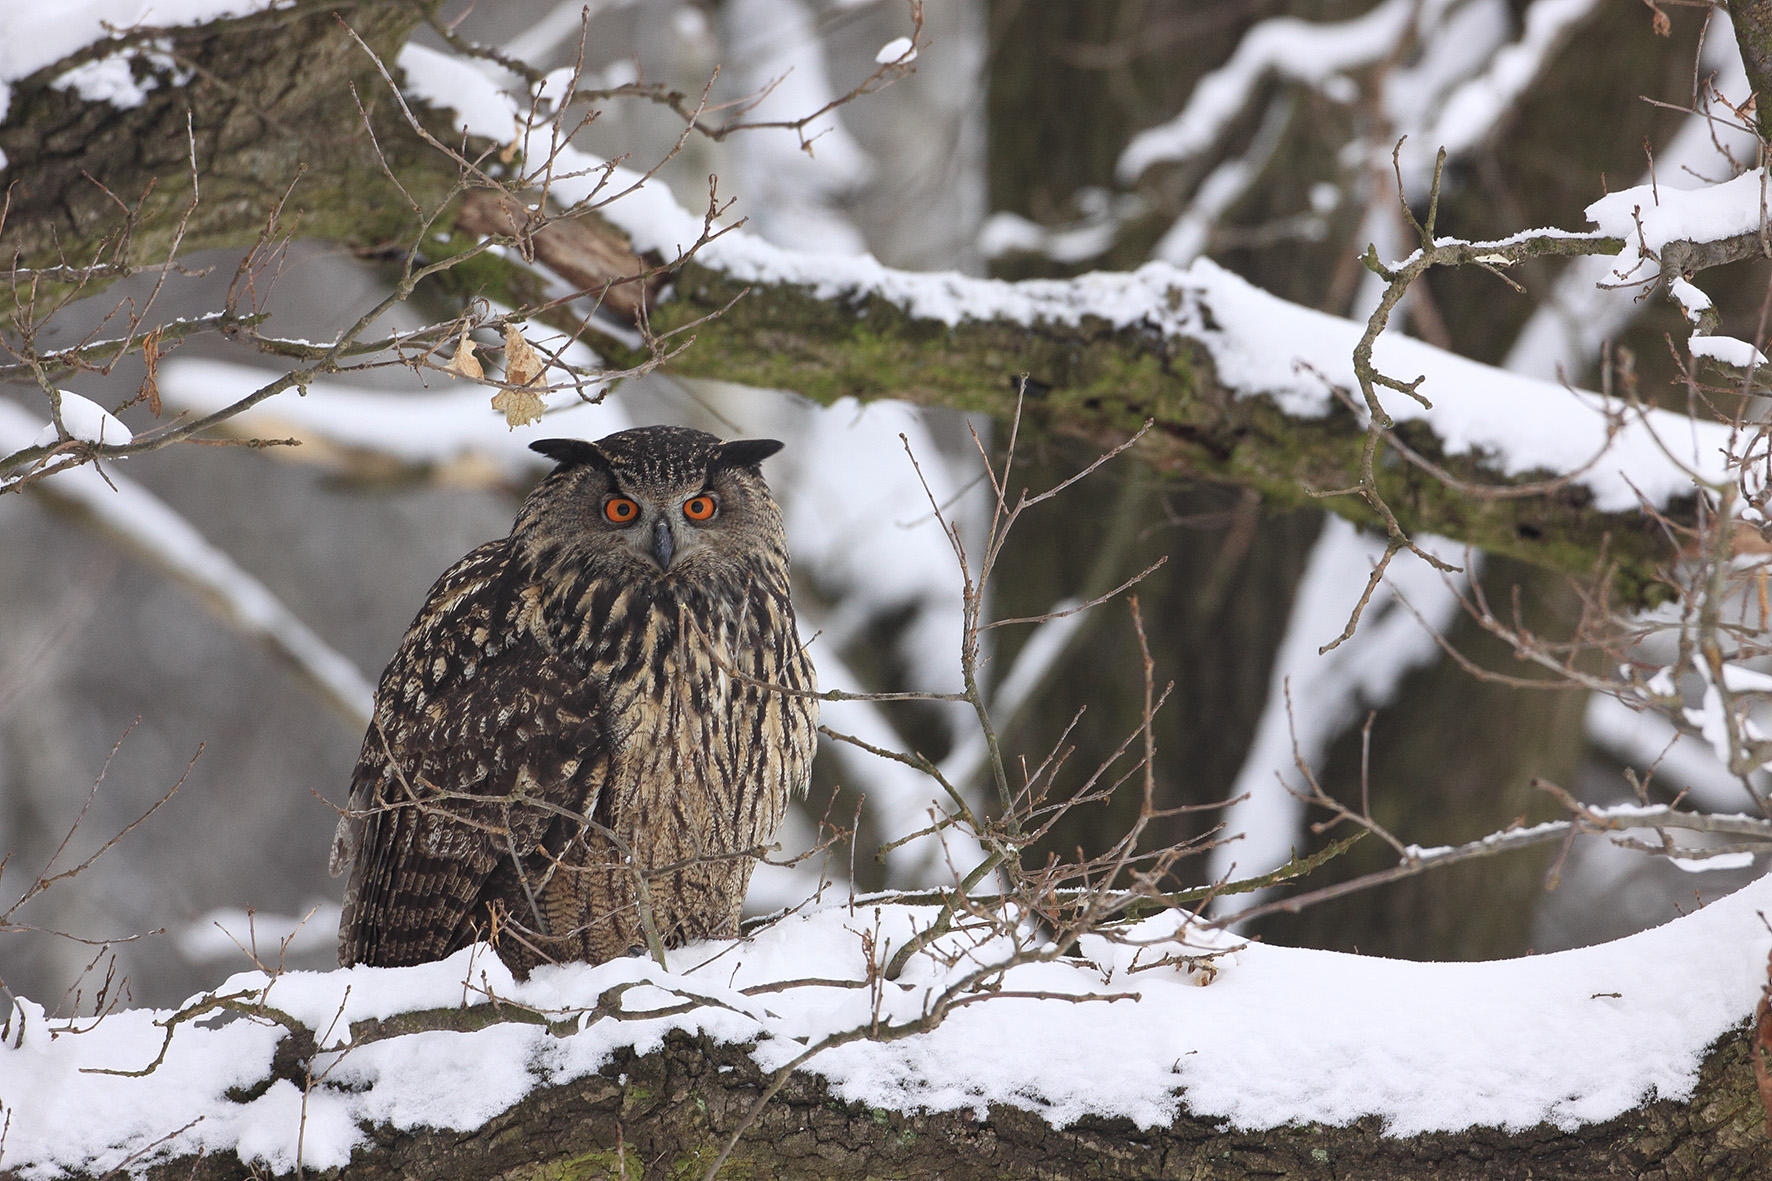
[650,265,1675,603]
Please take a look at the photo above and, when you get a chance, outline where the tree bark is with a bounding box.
[0,1,439,289]
[9,1020,1759,1181]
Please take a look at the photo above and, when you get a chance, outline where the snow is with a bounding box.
[5,14,1767,1172]
[1586,694,1762,813]
[1128,0,1603,272]
[718,0,872,254]
[875,36,915,65]
[1424,0,1601,162]
[31,391,132,447]
[1669,276,1713,323]
[1152,98,1292,265]
[1179,259,1732,511]
[2,876,1766,1174]
[401,43,1745,516]
[1682,659,1772,774]
[393,44,520,143]
[978,203,1130,265]
[0,1,286,121]
[1689,333,1768,369]
[403,21,1734,518]
[53,54,153,108]
[1505,23,1754,378]
[1670,850,1756,872]
[1587,166,1770,259]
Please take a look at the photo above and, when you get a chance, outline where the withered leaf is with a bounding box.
[445,332,484,380]
[142,327,163,417]
[491,387,547,429]
[503,323,546,389]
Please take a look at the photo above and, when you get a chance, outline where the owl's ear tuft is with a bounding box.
[710,438,784,472]
[531,438,611,473]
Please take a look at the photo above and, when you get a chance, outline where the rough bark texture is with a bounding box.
[5,1020,1759,1181]
[0,1,441,292]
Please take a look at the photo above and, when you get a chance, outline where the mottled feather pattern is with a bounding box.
[334,426,816,973]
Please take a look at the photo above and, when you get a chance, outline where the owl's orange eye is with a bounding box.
[683,495,717,522]
[603,497,640,524]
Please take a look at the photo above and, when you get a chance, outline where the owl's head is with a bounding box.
[513,426,788,587]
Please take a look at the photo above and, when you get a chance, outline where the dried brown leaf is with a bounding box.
[491,387,546,429]
[142,327,163,417]
[503,323,546,388]
[445,332,484,381]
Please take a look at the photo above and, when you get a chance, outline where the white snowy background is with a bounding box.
[2,0,1770,1173]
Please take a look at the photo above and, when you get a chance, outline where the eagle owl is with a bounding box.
[331,426,818,972]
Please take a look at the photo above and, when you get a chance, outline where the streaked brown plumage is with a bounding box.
[331,426,817,972]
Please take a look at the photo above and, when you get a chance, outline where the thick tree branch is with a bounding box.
[634,260,1674,603]
[7,1022,1758,1181]
[0,1,445,296]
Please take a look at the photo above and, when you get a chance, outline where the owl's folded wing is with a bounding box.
[334,540,606,968]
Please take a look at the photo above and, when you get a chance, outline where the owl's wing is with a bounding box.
[334,541,607,968]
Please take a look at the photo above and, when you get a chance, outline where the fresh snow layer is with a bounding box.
[1587,166,1771,259]
[31,390,132,447]
[1689,333,1769,369]
[2,878,1767,1176]
[875,36,916,64]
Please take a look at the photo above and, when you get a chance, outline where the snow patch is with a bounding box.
[875,36,915,64]
[32,390,132,447]
[1587,167,1770,257]
[1689,334,1768,369]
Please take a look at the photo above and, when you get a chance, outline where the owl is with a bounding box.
[331,425,818,973]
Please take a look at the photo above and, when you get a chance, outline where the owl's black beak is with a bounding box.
[651,518,675,570]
